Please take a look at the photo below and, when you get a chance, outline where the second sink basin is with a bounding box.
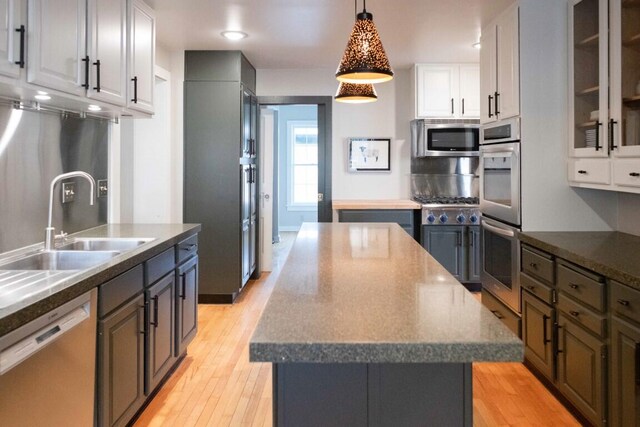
[58,238,154,252]
[0,251,120,271]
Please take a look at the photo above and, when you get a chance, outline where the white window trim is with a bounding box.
[286,120,318,211]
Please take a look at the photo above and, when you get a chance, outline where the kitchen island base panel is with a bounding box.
[273,362,472,427]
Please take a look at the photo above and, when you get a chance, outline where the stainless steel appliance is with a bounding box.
[416,196,481,226]
[411,120,480,157]
[0,289,97,426]
[481,217,521,313]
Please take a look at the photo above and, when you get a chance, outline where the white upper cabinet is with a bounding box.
[0,0,26,79]
[127,0,154,114]
[87,0,127,106]
[480,4,520,124]
[414,63,479,119]
[27,0,87,96]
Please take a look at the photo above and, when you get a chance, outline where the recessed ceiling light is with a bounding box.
[34,94,51,101]
[472,42,481,49]
[88,104,102,112]
[37,90,48,95]
[221,31,248,41]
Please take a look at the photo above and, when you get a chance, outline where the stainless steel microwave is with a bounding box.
[411,121,480,157]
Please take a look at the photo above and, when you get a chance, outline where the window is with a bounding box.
[288,121,318,209]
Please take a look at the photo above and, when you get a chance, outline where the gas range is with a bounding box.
[413,196,481,226]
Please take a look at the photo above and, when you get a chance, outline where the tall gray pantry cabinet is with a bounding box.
[184,51,259,303]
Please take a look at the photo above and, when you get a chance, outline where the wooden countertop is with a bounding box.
[332,199,421,210]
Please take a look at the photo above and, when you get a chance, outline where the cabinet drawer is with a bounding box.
[99,265,144,318]
[177,234,198,264]
[521,246,554,284]
[613,160,640,188]
[610,280,640,325]
[569,159,610,185]
[557,262,605,312]
[481,289,521,337]
[338,209,414,227]
[558,293,606,338]
[521,273,554,305]
[145,247,176,287]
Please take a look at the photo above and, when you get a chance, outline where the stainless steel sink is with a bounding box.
[57,237,153,252]
[0,251,120,271]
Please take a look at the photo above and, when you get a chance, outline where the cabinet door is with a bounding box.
[522,291,554,381]
[468,226,481,282]
[250,218,256,275]
[459,64,480,118]
[422,226,466,281]
[416,64,459,118]
[495,4,520,120]
[87,0,127,106]
[242,221,250,286]
[98,294,145,427]
[0,0,25,78]
[146,273,176,393]
[127,0,154,114]
[250,165,257,218]
[569,0,609,158]
[241,89,251,158]
[241,165,251,221]
[480,24,497,124]
[610,316,640,427]
[27,0,87,96]
[557,314,606,426]
[250,94,258,158]
[176,256,198,356]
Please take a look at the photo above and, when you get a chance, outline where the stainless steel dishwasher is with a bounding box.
[0,289,97,426]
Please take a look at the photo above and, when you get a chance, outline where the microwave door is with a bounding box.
[480,143,521,226]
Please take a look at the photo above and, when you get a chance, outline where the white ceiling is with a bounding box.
[147,0,515,69]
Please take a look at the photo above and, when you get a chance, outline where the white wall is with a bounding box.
[257,68,412,200]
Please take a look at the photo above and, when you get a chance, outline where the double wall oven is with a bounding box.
[480,117,522,314]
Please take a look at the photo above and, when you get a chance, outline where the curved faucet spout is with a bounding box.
[45,171,97,250]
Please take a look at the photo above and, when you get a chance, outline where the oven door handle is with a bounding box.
[481,221,515,238]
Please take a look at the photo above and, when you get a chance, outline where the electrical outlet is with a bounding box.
[97,179,108,198]
[62,182,75,203]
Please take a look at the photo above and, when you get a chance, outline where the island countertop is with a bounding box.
[250,223,522,364]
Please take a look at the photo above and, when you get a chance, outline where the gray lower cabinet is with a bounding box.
[98,294,145,427]
[337,209,416,239]
[522,290,554,381]
[423,226,465,281]
[468,227,481,282]
[557,313,606,426]
[146,273,177,393]
[176,256,199,356]
[610,316,640,426]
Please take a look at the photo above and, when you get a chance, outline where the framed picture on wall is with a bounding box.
[348,138,391,172]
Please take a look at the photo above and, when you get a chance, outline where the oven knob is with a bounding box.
[469,214,479,224]
[426,214,436,223]
[439,214,448,223]
[456,214,466,224]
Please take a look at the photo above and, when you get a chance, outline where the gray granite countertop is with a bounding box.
[519,231,640,290]
[0,223,200,336]
[250,223,523,364]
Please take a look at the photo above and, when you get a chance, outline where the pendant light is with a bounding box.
[334,82,377,103]
[335,0,393,84]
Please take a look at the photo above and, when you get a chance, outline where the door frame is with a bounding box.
[257,96,333,222]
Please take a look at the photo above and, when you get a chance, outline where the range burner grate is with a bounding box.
[413,196,479,205]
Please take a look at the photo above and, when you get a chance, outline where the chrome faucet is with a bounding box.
[44,171,96,251]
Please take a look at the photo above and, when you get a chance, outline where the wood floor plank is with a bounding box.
[135,232,580,426]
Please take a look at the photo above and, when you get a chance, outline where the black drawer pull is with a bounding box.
[630,172,640,177]
[569,283,579,290]
[131,76,138,103]
[527,285,535,291]
[181,244,197,251]
[617,299,630,306]
[577,170,587,175]
[488,95,493,118]
[569,310,580,317]
[529,262,538,269]
[15,25,25,68]
[490,310,504,320]
[150,295,159,327]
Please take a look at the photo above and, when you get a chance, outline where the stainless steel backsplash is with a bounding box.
[411,157,479,198]
[0,105,108,253]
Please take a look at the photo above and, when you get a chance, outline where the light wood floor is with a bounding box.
[135,232,580,427]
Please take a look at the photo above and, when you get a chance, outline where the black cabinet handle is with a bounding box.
[595,120,601,151]
[490,310,504,320]
[543,314,551,344]
[569,310,580,317]
[527,285,536,291]
[180,273,187,300]
[451,98,454,115]
[81,55,90,89]
[529,262,538,269]
[577,170,588,175]
[617,299,630,306]
[630,172,640,177]
[131,76,138,103]
[14,25,25,68]
[488,95,493,118]
[494,91,500,115]
[93,59,101,92]
[462,98,465,116]
[181,244,197,251]
[610,119,618,151]
[636,343,640,386]
[569,283,579,289]
[138,304,147,335]
[150,295,159,327]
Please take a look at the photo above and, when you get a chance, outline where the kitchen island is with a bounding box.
[250,223,522,426]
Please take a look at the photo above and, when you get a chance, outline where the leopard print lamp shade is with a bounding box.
[335,10,394,84]
[334,82,378,103]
